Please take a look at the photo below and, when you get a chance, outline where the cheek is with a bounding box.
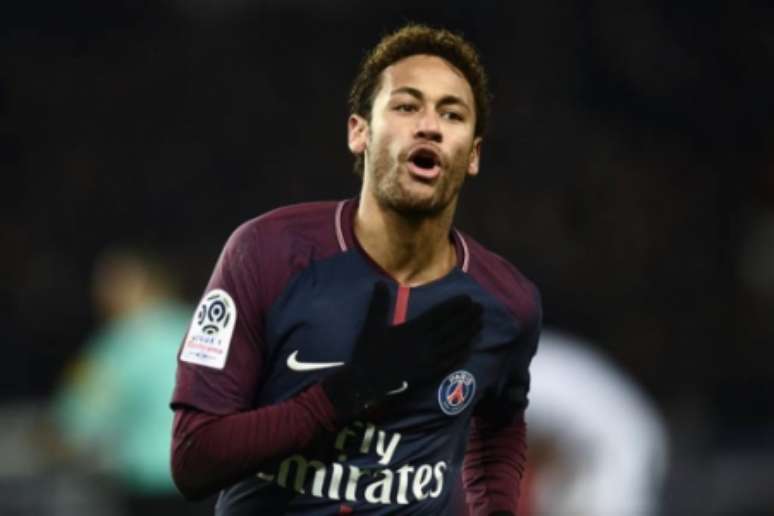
[372,114,408,145]
[450,139,475,163]
[371,128,402,159]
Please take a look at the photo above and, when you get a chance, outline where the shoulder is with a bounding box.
[459,230,541,325]
[220,201,345,274]
[226,201,341,252]
[216,201,345,305]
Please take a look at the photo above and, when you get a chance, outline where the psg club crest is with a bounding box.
[437,370,476,416]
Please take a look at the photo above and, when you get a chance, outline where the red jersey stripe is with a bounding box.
[392,285,410,325]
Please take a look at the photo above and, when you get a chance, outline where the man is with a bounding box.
[54,247,197,513]
[171,24,541,515]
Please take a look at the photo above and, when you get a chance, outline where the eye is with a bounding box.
[442,111,464,122]
[395,103,418,113]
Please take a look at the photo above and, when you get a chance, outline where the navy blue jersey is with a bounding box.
[173,198,541,515]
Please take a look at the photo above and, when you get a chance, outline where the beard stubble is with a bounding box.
[367,139,472,217]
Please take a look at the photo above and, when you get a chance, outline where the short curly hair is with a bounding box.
[349,24,491,176]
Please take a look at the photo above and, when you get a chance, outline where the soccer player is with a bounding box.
[170,24,541,515]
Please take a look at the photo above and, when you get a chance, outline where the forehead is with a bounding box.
[376,54,475,106]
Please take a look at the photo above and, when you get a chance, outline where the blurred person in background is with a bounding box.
[517,329,669,516]
[52,246,195,514]
[170,23,540,515]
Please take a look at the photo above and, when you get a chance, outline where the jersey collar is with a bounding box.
[334,198,470,273]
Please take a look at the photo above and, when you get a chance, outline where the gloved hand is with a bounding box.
[322,281,483,421]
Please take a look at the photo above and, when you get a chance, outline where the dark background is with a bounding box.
[3,1,774,514]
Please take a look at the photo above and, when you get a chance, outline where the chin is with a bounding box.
[382,190,448,217]
[372,169,456,217]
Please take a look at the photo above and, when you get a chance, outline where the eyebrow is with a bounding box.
[390,87,471,112]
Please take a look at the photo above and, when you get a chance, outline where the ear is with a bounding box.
[348,114,369,155]
[467,137,482,176]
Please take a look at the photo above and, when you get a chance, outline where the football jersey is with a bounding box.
[172,198,541,515]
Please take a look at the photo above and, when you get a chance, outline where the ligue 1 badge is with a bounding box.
[180,288,237,370]
[438,370,476,416]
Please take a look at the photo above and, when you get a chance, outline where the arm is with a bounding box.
[463,411,527,516]
[171,384,338,500]
[464,283,541,516]
[170,221,321,500]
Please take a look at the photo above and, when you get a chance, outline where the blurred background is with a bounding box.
[2,1,773,515]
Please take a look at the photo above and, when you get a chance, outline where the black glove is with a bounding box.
[322,281,483,421]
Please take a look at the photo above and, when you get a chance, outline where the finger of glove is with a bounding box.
[432,343,475,377]
[430,348,473,381]
[389,300,477,351]
[405,294,473,332]
[362,281,391,332]
[411,325,478,387]
[429,302,483,346]
[431,319,482,368]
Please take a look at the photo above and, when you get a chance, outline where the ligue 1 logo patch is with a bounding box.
[438,370,476,416]
[180,288,237,370]
[195,290,233,334]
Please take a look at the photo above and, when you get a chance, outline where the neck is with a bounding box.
[354,192,458,287]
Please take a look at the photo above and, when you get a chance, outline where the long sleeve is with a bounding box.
[171,383,338,500]
[462,411,527,516]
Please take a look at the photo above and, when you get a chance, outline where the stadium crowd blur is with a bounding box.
[3,1,774,515]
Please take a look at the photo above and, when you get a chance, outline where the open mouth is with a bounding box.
[406,147,442,180]
[410,151,436,169]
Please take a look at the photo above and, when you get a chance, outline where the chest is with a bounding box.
[256,254,523,432]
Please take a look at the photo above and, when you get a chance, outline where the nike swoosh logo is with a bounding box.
[387,381,408,395]
[287,350,345,372]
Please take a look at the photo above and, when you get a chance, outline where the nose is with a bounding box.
[414,110,442,143]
